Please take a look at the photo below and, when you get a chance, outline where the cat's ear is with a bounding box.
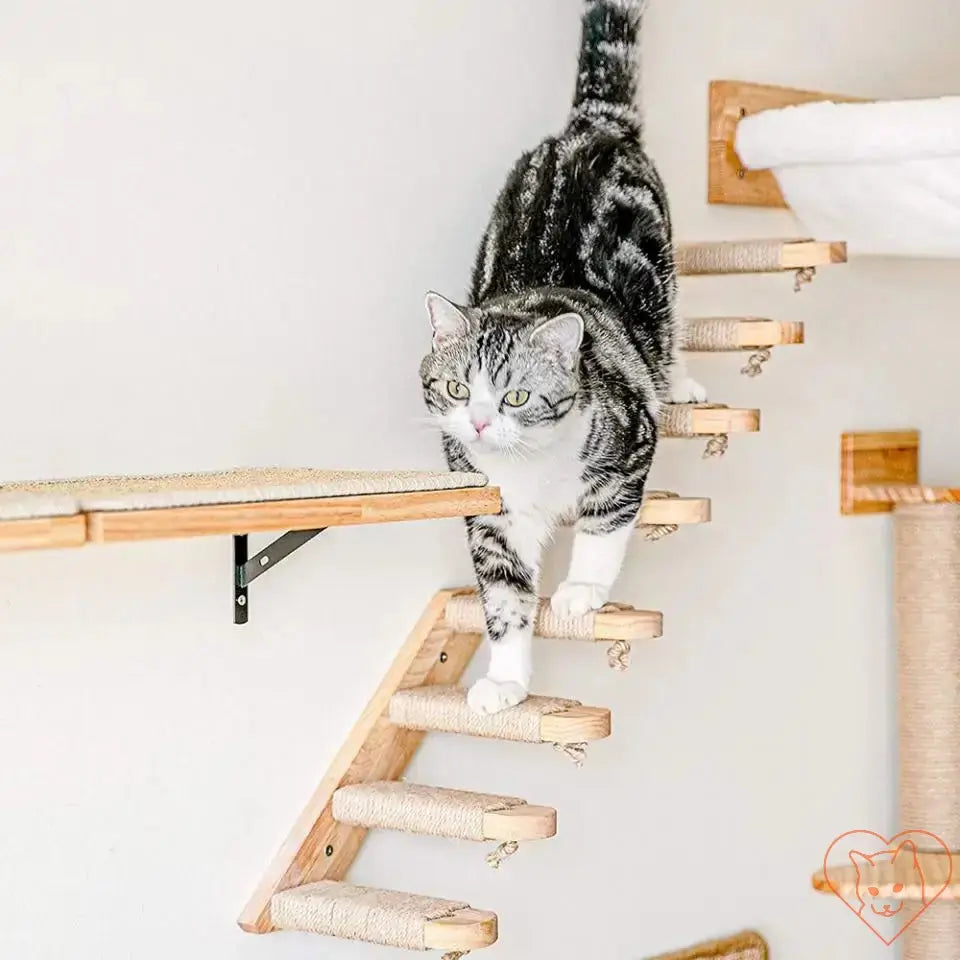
[892,839,918,862]
[425,292,469,350]
[530,313,584,370]
[849,851,871,871]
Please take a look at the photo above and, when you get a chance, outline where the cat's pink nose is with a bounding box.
[472,418,491,435]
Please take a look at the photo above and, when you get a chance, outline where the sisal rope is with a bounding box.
[641,490,680,541]
[0,467,487,517]
[646,930,767,960]
[445,594,595,641]
[485,841,519,869]
[271,881,469,950]
[332,781,525,841]
[895,504,960,960]
[660,405,728,457]
[682,318,744,351]
[676,240,787,275]
[389,685,578,743]
[741,348,772,378]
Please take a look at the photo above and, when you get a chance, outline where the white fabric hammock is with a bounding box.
[736,96,960,258]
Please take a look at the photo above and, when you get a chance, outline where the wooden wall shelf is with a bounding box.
[840,431,960,515]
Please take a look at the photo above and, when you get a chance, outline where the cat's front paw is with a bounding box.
[467,677,528,715]
[670,376,708,404]
[551,581,610,618]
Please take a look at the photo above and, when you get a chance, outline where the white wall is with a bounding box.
[1,2,959,958]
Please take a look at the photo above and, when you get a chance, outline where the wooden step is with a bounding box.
[813,852,956,902]
[271,881,497,951]
[676,239,847,276]
[639,492,711,527]
[333,781,556,841]
[682,318,804,352]
[443,592,662,643]
[661,404,760,437]
[388,685,611,745]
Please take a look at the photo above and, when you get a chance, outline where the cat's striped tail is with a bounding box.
[572,0,647,121]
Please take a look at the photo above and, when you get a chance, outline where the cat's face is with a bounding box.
[850,840,923,918]
[419,293,582,455]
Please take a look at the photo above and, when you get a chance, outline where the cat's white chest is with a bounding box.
[464,416,587,525]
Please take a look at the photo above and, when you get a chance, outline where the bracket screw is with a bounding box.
[237,595,247,606]
[325,845,334,857]
[260,556,270,567]
[439,652,448,663]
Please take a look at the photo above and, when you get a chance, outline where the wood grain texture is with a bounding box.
[0,515,87,552]
[840,430,920,515]
[708,78,862,207]
[813,852,955,901]
[683,318,805,350]
[540,707,611,744]
[640,495,712,526]
[88,486,501,543]
[482,804,557,841]
[424,909,499,950]
[238,591,482,934]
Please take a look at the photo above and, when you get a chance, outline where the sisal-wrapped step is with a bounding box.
[443,593,661,643]
[812,851,956,902]
[333,781,556,842]
[388,685,610,745]
[676,239,846,276]
[682,318,804,351]
[660,405,760,437]
[271,881,497,951]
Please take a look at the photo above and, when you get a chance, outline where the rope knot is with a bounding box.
[553,741,588,766]
[741,348,772,378]
[607,639,632,671]
[794,266,816,292]
[703,434,729,459]
[485,840,519,869]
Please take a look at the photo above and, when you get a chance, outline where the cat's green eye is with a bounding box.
[446,380,470,401]
[503,389,531,408]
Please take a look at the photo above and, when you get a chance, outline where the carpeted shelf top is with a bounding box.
[0,468,488,520]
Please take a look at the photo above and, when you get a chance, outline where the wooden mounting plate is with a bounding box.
[708,79,862,207]
[840,431,919,515]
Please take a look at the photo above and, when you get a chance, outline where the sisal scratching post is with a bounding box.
[895,504,960,960]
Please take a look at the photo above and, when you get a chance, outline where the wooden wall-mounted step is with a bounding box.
[661,405,760,438]
[682,318,804,352]
[333,781,556,842]
[388,686,611,745]
[639,492,711,528]
[443,592,662,644]
[676,239,847,277]
[271,881,498,952]
[813,852,956,902]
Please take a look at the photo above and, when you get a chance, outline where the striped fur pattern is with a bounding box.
[420,0,702,714]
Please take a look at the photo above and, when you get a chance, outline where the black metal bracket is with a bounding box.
[233,528,326,624]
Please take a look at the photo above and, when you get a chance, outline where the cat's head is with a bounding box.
[419,292,583,454]
[849,840,924,917]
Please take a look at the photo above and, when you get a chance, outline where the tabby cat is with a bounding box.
[420,0,704,714]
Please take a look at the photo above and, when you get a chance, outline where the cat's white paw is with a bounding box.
[551,581,610,618]
[670,376,708,404]
[467,677,528,715]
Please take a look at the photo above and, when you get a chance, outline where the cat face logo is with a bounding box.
[821,830,952,945]
[850,841,922,919]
